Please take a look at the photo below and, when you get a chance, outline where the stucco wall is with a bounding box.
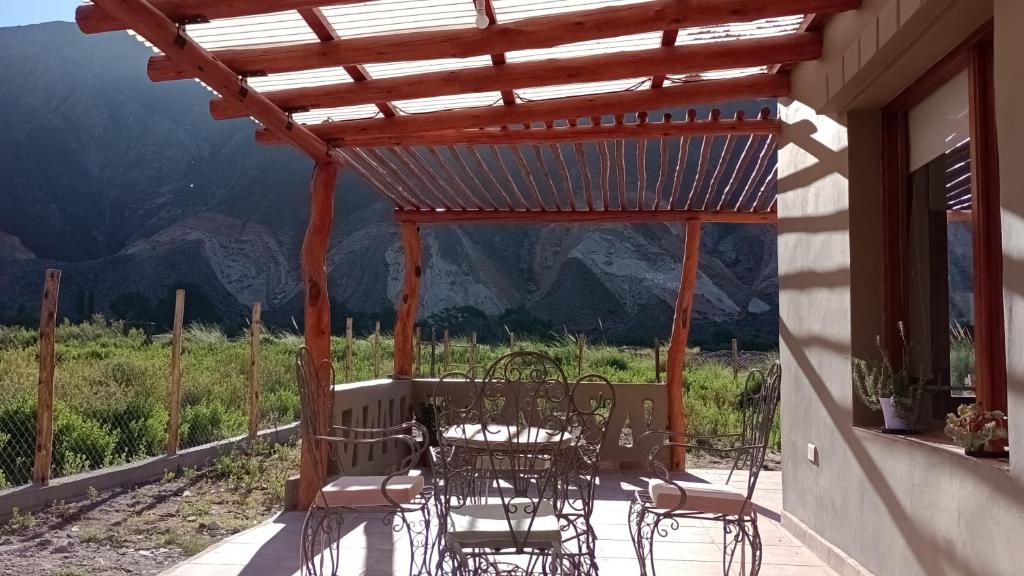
[778,1,1022,574]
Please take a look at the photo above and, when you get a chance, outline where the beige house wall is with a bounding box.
[778,0,1022,574]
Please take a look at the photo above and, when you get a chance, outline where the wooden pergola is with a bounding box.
[76,0,860,508]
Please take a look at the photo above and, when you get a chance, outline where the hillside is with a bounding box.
[0,22,779,348]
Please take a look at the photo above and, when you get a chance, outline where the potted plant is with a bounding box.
[852,322,924,432]
[945,403,1009,457]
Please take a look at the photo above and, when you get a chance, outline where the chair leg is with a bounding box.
[395,505,432,576]
[300,507,346,576]
[722,515,760,576]
[748,512,763,576]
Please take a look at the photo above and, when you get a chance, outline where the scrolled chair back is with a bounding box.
[730,360,781,496]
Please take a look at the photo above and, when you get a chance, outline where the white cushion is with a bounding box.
[314,473,424,508]
[648,479,752,515]
[448,501,562,549]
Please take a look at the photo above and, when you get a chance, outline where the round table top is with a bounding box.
[442,423,578,450]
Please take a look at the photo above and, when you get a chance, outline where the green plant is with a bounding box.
[86,485,100,501]
[949,322,975,394]
[852,323,923,422]
[181,402,245,447]
[53,408,117,475]
[945,403,1008,454]
[7,507,35,530]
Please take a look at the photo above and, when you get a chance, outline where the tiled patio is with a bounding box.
[162,470,834,576]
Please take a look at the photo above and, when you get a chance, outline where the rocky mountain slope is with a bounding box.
[0,22,779,348]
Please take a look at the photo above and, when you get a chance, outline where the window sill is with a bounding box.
[854,426,1010,473]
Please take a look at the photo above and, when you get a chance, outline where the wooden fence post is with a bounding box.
[443,330,451,372]
[509,331,516,352]
[373,320,381,378]
[654,338,661,383]
[430,328,437,377]
[732,338,739,381]
[345,317,353,381]
[470,332,478,368]
[166,289,185,455]
[32,269,61,486]
[414,326,422,377]
[577,334,585,376]
[248,302,262,439]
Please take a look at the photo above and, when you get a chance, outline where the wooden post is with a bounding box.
[345,317,353,381]
[731,338,740,381]
[248,302,262,439]
[393,222,422,378]
[373,321,381,377]
[577,334,585,376]
[430,328,437,377]
[654,338,661,383]
[166,289,185,455]
[666,220,702,470]
[298,162,338,510]
[509,331,516,352]
[414,326,422,377]
[443,330,451,372]
[32,269,61,486]
[470,332,478,367]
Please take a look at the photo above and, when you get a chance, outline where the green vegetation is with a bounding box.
[0,316,778,486]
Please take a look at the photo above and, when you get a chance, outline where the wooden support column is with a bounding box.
[298,162,339,509]
[665,220,702,470]
[393,222,422,378]
[32,269,61,486]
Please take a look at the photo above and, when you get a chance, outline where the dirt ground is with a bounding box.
[0,442,299,576]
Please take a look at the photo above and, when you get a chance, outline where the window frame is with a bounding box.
[880,22,1006,411]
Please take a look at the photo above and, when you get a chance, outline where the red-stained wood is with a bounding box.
[717,134,756,210]
[428,147,484,210]
[339,149,411,209]
[210,33,820,118]
[298,162,338,510]
[392,147,453,210]
[349,148,422,210]
[450,145,500,210]
[967,38,1006,411]
[413,147,473,210]
[636,112,649,210]
[752,170,778,212]
[666,220,702,470]
[479,0,515,106]
[395,209,774,225]
[146,0,856,80]
[573,140,596,211]
[651,29,680,89]
[531,144,562,211]
[701,132,738,209]
[316,117,781,149]
[666,135,691,210]
[735,134,776,210]
[32,269,61,486]
[684,121,715,209]
[550,144,577,211]
[470,146,515,209]
[370,148,433,209]
[393,222,422,378]
[490,145,530,210]
[81,0,339,165]
[256,74,790,144]
[614,115,627,210]
[296,7,396,118]
[653,131,671,210]
[510,145,548,210]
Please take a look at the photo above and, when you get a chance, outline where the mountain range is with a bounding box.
[0,22,779,348]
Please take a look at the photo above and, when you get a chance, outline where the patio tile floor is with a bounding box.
[161,470,835,576]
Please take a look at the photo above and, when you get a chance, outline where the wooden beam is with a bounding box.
[211,33,820,119]
[76,0,370,34]
[666,220,702,470]
[258,74,789,144]
[298,162,338,510]
[32,269,60,487]
[393,208,775,225]
[651,29,680,89]
[393,222,422,378]
[146,0,858,80]
[81,0,340,165]
[326,117,779,148]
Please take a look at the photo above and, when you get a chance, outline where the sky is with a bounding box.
[0,1,81,27]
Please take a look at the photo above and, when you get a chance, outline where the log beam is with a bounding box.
[81,0,341,165]
[298,162,339,510]
[258,74,789,144]
[394,208,774,225]
[146,0,860,81]
[211,33,820,119]
[666,220,702,470]
[392,222,422,378]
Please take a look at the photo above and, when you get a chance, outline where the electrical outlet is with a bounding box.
[807,443,818,465]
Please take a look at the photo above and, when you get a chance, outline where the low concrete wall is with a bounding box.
[0,423,299,521]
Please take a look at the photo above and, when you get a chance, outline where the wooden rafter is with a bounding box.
[78,0,341,165]
[257,74,789,144]
[394,209,774,225]
[210,33,820,120]
[146,0,858,81]
[295,7,397,118]
[651,29,680,89]
[479,0,516,107]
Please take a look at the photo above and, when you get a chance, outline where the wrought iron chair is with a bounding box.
[629,361,781,576]
[295,346,434,576]
[431,351,615,575]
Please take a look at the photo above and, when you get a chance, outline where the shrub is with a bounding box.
[261,388,300,426]
[53,407,118,475]
[181,402,245,447]
[0,325,35,350]
[92,399,167,460]
[0,399,37,485]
